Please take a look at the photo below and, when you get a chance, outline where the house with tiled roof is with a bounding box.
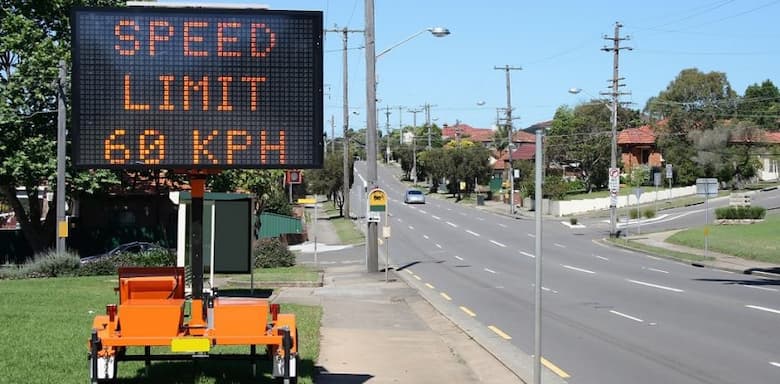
[441,123,495,146]
[729,129,780,181]
[617,124,663,173]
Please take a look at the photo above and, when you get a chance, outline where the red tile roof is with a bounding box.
[513,130,536,143]
[511,143,536,160]
[730,130,780,144]
[766,131,780,143]
[617,125,656,145]
[441,123,494,143]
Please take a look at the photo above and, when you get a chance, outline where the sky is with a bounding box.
[162,0,780,135]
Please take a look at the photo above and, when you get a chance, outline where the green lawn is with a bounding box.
[609,238,713,263]
[228,265,320,283]
[666,214,780,263]
[0,276,321,383]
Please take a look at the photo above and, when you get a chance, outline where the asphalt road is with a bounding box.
[350,162,780,384]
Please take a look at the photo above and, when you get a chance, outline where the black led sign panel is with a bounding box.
[71,7,323,169]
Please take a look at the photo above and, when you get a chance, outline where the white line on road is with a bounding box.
[644,254,661,260]
[498,223,507,228]
[436,244,442,249]
[422,234,429,239]
[490,240,507,248]
[554,243,566,248]
[527,233,535,238]
[740,284,778,292]
[621,248,636,254]
[595,255,609,261]
[397,218,403,223]
[647,267,670,274]
[484,268,497,274]
[745,305,780,315]
[466,230,481,237]
[432,215,441,220]
[770,362,780,368]
[454,256,464,261]
[408,225,415,230]
[447,208,452,211]
[478,217,485,221]
[520,251,535,258]
[627,279,684,293]
[460,212,467,216]
[610,310,644,323]
[446,221,458,228]
[419,209,427,214]
[562,265,595,274]
[541,286,559,294]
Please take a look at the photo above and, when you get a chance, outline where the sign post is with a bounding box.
[367,188,388,274]
[696,178,719,258]
[666,164,673,200]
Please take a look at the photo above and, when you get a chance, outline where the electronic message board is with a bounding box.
[71,7,323,169]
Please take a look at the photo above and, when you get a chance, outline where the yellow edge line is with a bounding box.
[413,274,421,280]
[440,292,452,301]
[488,325,512,340]
[425,283,435,289]
[459,306,477,317]
[542,357,571,379]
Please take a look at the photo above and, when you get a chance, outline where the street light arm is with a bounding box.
[376,27,449,59]
[376,29,428,59]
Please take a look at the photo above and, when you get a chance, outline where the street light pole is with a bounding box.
[365,8,450,272]
[365,0,379,273]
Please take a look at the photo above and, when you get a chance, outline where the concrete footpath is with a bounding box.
[274,207,529,384]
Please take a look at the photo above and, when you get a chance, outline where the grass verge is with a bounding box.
[608,238,713,263]
[666,214,780,264]
[0,276,321,383]
[228,265,321,283]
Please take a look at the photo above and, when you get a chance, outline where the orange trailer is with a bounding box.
[88,177,299,383]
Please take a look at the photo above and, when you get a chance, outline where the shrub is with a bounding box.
[628,208,641,219]
[254,238,295,268]
[0,250,81,279]
[569,217,578,225]
[643,208,656,219]
[715,206,766,220]
[78,248,174,276]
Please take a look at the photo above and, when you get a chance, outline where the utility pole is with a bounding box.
[422,102,436,149]
[408,108,423,185]
[365,0,379,273]
[601,21,631,238]
[397,105,404,145]
[330,115,335,155]
[325,25,363,221]
[494,65,522,215]
[384,106,392,163]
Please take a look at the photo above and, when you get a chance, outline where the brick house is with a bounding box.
[617,124,663,172]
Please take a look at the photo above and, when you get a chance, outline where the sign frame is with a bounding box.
[71,7,324,170]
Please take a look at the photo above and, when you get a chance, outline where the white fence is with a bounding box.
[543,186,697,217]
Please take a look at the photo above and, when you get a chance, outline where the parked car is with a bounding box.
[80,241,167,264]
[404,189,426,204]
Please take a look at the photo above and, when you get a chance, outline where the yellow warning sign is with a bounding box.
[368,189,387,211]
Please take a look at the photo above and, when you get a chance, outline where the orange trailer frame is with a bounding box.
[88,176,299,383]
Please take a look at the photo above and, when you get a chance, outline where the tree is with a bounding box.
[646,68,738,185]
[546,103,640,192]
[738,80,780,129]
[1,1,124,254]
[305,151,354,217]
